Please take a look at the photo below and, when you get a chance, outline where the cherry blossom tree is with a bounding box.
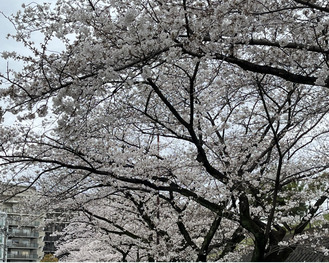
[2,0,329,261]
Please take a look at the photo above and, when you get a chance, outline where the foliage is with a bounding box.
[323,214,329,221]
[41,254,59,262]
[1,0,329,261]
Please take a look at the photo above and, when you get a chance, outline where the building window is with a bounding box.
[11,228,19,234]
[21,250,30,257]
[22,228,30,235]
[22,239,29,246]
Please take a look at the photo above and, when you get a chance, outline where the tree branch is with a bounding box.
[293,0,329,12]
[197,214,222,261]
[214,53,320,86]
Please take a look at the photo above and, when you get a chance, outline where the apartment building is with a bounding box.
[43,212,67,256]
[0,185,45,262]
[0,212,8,261]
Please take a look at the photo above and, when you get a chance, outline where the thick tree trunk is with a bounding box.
[239,194,267,261]
[251,234,266,261]
[197,254,207,262]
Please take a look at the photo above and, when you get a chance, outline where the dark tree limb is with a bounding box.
[197,214,222,261]
[293,0,329,12]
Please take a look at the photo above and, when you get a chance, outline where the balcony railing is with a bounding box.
[43,243,56,253]
[44,235,59,242]
[8,220,40,227]
[8,230,39,238]
[7,253,38,260]
[2,208,23,214]
[7,241,39,248]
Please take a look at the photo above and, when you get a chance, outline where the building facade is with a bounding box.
[43,212,67,256]
[0,212,8,261]
[0,186,45,262]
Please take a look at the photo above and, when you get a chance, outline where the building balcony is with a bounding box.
[8,230,39,238]
[7,253,38,260]
[43,242,56,253]
[2,208,24,214]
[7,241,39,249]
[8,220,40,227]
[44,235,59,242]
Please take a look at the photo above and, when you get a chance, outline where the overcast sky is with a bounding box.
[0,1,26,71]
[0,1,57,72]
[0,1,56,126]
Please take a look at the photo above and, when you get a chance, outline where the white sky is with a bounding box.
[0,1,57,126]
[0,1,58,71]
[0,1,26,73]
